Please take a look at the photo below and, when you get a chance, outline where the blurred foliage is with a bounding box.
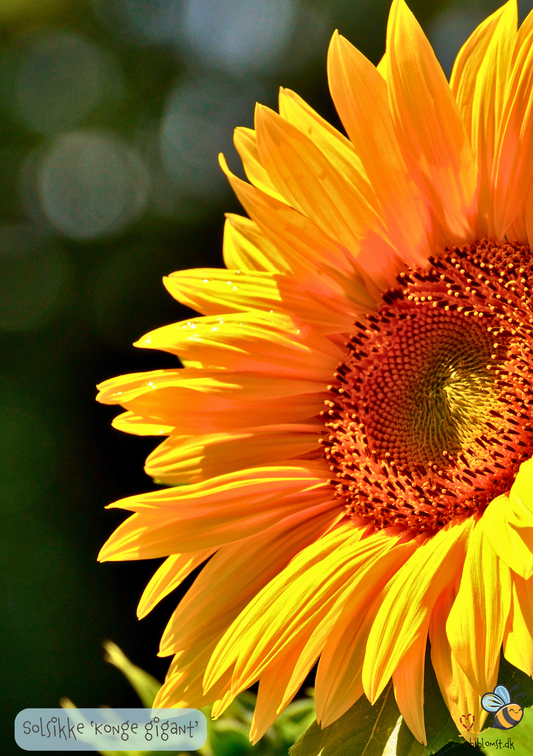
[3,0,533,755]
[63,643,316,756]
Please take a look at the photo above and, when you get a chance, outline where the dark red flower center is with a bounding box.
[321,241,533,534]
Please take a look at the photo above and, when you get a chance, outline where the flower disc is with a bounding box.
[323,241,533,533]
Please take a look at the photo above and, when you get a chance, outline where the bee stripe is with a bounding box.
[494,706,522,729]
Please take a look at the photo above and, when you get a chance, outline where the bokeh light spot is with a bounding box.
[92,0,184,46]
[183,0,297,74]
[2,30,114,134]
[38,131,150,240]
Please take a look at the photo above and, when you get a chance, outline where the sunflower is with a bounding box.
[97,0,533,745]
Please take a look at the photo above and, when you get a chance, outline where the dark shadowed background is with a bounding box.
[2,0,531,752]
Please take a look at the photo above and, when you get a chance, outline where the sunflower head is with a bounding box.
[97,0,533,748]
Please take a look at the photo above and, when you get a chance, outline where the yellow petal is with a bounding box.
[483,494,533,580]
[278,87,372,202]
[255,104,382,256]
[506,456,533,524]
[134,310,341,382]
[484,458,533,579]
[204,527,398,694]
[220,154,357,276]
[219,154,382,312]
[111,411,174,436]
[386,0,476,242]
[446,518,512,695]
[163,267,282,316]
[392,630,427,745]
[429,582,488,737]
[490,8,533,238]
[137,549,216,619]
[363,518,472,703]
[233,126,288,203]
[504,574,533,676]
[315,538,417,727]
[222,213,289,273]
[158,505,342,655]
[450,1,517,235]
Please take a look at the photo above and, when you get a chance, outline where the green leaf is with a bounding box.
[290,649,464,756]
[290,681,402,756]
[103,640,161,709]
[432,745,479,756]
[495,657,533,707]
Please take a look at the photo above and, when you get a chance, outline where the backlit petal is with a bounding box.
[446,518,512,694]
[386,0,477,241]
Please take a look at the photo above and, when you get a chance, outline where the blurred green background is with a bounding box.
[2,0,531,752]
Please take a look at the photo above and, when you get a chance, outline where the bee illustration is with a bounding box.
[481,684,525,730]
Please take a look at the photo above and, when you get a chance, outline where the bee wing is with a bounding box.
[494,685,511,704]
[481,693,505,711]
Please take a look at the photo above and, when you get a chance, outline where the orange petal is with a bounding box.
[327,31,432,268]
[525,179,533,248]
[98,466,333,559]
[154,639,232,710]
[249,642,306,744]
[98,368,328,434]
[145,426,321,486]
[386,0,477,242]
